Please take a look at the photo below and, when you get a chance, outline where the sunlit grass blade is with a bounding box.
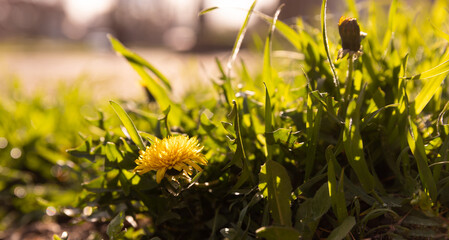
[108,35,186,125]
[256,12,301,50]
[108,35,171,90]
[343,98,374,192]
[227,100,255,186]
[406,59,449,80]
[381,0,398,53]
[215,58,234,105]
[407,117,438,202]
[430,20,449,42]
[345,0,359,19]
[264,83,274,160]
[321,0,340,98]
[227,0,257,72]
[262,4,283,91]
[412,73,446,115]
[305,94,323,180]
[256,226,300,240]
[198,7,218,16]
[258,160,292,227]
[110,100,145,151]
[326,146,348,223]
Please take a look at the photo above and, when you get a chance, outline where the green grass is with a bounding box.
[3,0,449,239]
[68,0,449,239]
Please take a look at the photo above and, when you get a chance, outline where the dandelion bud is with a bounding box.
[338,16,361,51]
[338,16,364,60]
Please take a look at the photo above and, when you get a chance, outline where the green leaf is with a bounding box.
[407,118,437,202]
[107,211,125,240]
[256,226,300,240]
[265,128,302,147]
[105,142,124,163]
[66,137,95,161]
[321,0,340,97]
[110,101,145,150]
[327,216,356,240]
[259,160,293,227]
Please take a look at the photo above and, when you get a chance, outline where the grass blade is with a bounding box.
[109,35,187,125]
[305,94,323,180]
[110,101,145,151]
[256,226,300,240]
[327,216,356,240]
[326,146,348,223]
[321,0,340,98]
[227,0,257,72]
[264,83,274,160]
[345,0,359,19]
[108,35,171,90]
[430,20,449,42]
[259,160,293,227]
[198,7,218,16]
[381,0,398,53]
[343,97,374,192]
[407,59,449,80]
[262,4,283,91]
[256,11,301,51]
[412,73,446,115]
[407,117,438,202]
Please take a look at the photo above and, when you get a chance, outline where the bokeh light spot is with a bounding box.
[14,186,26,198]
[46,206,57,216]
[10,148,22,159]
[0,137,8,149]
[83,206,93,216]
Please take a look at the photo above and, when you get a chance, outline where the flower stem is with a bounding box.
[344,54,355,103]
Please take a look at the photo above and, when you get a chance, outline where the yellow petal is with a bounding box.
[195,156,207,165]
[186,160,203,172]
[181,164,193,175]
[156,168,167,183]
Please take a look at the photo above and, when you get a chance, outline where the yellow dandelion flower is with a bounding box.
[134,135,207,183]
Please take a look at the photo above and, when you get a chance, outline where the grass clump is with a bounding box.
[59,0,449,239]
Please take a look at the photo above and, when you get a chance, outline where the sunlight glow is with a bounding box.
[63,0,115,25]
[203,0,278,31]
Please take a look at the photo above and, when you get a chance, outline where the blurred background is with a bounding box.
[0,0,344,100]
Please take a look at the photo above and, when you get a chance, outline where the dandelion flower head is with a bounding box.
[338,16,365,60]
[134,135,207,183]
